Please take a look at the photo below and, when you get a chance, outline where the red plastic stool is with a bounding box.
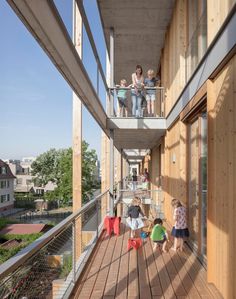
[104,216,121,236]
[127,238,142,250]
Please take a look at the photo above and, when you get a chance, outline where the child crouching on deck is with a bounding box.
[150,218,169,253]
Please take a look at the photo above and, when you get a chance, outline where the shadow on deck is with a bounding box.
[70,222,222,299]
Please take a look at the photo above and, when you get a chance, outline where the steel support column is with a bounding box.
[109,129,114,215]
[110,27,114,116]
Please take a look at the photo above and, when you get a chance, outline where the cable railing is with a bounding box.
[117,188,164,221]
[0,190,110,299]
[0,178,162,299]
[109,86,165,118]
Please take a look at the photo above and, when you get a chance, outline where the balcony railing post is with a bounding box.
[109,129,114,216]
[96,199,99,239]
[110,27,114,116]
[72,219,76,284]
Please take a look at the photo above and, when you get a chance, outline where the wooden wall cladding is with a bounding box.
[207,0,236,45]
[161,0,187,116]
[163,120,187,224]
[207,54,236,298]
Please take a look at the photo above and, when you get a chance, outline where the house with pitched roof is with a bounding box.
[0,159,16,212]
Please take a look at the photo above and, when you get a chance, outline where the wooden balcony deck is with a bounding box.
[70,223,222,299]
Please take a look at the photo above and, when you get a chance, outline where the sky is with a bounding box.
[0,0,106,161]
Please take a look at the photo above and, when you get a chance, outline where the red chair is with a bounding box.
[127,238,142,250]
[104,216,121,236]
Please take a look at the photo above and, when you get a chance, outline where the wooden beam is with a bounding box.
[72,0,82,259]
[75,0,108,91]
[7,0,107,130]
[180,82,207,121]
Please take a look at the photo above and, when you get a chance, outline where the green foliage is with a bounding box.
[82,141,100,203]
[0,218,16,231]
[0,233,43,264]
[31,141,100,206]
[0,246,25,264]
[1,233,43,242]
[59,254,72,278]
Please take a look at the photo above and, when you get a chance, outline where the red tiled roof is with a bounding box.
[0,159,16,179]
[0,224,47,235]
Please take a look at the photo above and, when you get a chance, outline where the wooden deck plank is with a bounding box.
[138,240,152,299]
[103,224,126,296]
[162,249,187,296]
[71,231,108,299]
[145,237,163,296]
[128,244,139,299]
[115,226,130,299]
[177,251,214,298]
[90,234,118,299]
[153,246,177,298]
[181,245,223,298]
[72,223,221,299]
[169,248,201,299]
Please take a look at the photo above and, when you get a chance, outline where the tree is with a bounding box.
[31,142,100,206]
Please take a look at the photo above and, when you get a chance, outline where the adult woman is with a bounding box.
[131,65,144,117]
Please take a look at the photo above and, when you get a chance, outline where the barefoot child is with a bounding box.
[127,197,145,238]
[144,69,160,117]
[150,218,169,253]
[171,198,189,252]
[116,79,128,117]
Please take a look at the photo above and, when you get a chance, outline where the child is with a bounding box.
[150,218,169,253]
[132,169,138,191]
[171,198,189,252]
[127,197,145,238]
[116,79,128,117]
[144,69,160,117]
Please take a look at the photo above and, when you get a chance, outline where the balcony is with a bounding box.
[0,185,222,299]
[71,223,221,299]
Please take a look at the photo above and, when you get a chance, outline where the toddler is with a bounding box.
[150,218,169,252]
[144,69,160,117]
[116,79,128,117]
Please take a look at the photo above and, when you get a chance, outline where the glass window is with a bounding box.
[1,195,7,203]
[17,178,23,184]
[186,0,207,80]
[188,109,207,260]
[0,180,7,189]
[1,167,7,174]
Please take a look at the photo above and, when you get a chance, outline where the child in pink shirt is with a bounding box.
[171,198,189,252]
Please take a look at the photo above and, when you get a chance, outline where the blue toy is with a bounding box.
[140,231,148,239]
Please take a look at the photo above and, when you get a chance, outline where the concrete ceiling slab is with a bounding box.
[113,128,165,150]
[98,0,175,83]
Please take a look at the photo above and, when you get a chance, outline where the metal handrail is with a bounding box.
[109,86,164,90]
[0,189,109,280]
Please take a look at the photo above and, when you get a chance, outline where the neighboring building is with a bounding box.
[6,158,56,198]
[0,160,16,211]
[20,157,36,174]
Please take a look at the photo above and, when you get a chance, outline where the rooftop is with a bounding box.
[0,224,47,235]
